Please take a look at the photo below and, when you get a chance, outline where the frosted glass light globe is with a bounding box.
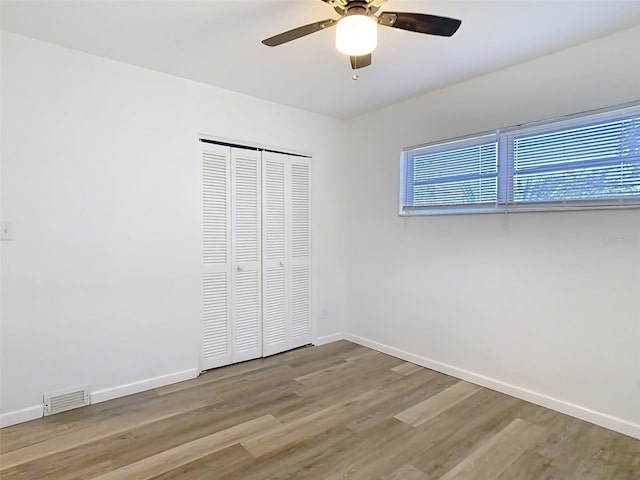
[336,15,377,56]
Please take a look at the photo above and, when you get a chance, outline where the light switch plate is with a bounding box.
[1,221,12,240]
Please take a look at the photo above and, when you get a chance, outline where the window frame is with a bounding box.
[400,102,640,216]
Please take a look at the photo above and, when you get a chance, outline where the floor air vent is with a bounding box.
[44,386,90,416]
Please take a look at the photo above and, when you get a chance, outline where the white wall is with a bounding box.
[0,32,347,423]
[343,26,640,438]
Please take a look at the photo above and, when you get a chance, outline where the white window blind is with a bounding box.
[402,134,498,213]
[507,111,640,206]
[400,103,640,215]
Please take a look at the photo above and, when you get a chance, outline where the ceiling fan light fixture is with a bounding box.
[336,14,377,56]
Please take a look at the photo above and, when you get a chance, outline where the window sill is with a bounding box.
[400,202,640,216]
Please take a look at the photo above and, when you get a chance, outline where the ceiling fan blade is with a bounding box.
[350,53,372,70]
[378,12,461,37]
[262,19,338,47]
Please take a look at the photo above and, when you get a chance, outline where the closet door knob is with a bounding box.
[279,261,285,267]
[237,266,243,272]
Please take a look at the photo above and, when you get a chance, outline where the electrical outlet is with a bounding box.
[0,221,12,241]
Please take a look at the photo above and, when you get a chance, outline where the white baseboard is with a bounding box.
[91,368,199,404]
[1,368,200,428]
[313,332,346,345]
[343,333,640,440]
[0,404,44,428]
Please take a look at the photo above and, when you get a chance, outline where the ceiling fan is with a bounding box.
[261,0,462,70]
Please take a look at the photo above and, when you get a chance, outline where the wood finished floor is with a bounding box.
[1,341,639,479]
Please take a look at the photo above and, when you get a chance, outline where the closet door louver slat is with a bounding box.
[233,156,259,264]
[265,160,286,260]
[203,272,229,359]
[264,268,286,347]
[203,151,228,264]
[291,265,311,338]
[233,270,261,354]
[291,163,310,258]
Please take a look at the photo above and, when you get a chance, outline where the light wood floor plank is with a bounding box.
[381,463,429,480]
[391,362,424,376]
[345,371,456,434]
[439,418,546,480]
[394,380,482,427]
[294,350,401,385]
[411,391,528,478]
[234,425,357,480]
[0,397,214,471]
[92,414,279,480]
[344,348,383,362]
[0,389,159,453]
[325,390,523,480]
[150,444,253,480]
[241,389,379,458]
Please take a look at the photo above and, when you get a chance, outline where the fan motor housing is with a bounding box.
[335,0,381,16]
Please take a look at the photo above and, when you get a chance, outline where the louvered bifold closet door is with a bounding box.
[231,147,263,363]
[262,152,288,356]
[202,144,232,370]
[289,158,312,348]
[262,152,311,356]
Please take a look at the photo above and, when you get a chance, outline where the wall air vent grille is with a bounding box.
[43,386,90,416]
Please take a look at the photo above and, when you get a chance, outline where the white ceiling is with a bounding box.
[2,0,640,119]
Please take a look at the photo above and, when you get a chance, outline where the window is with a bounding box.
[404,134,498,211]
[400,103,640,215]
